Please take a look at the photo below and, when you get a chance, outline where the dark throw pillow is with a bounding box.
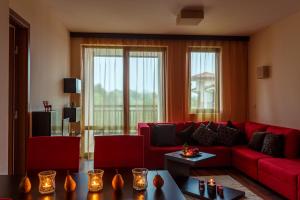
[206,121,219,132]
[261,133,284,157]
[176,123,196,145]
[217,125,240,146]
[192,124,217,146]
[151,124,177,146]
[248,132,267,151]
[226,120,247,145]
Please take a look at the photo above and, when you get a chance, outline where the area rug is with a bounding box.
[184,175,262,200]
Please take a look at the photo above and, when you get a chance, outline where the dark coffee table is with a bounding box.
[165,151,216,178]
[165,151,245,200]
[0,170,185,200]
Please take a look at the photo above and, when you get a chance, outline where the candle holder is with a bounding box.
[38,170,56,194]
[207,178,216,198]
[88,169,104,192]
[199,180,205,194]
[217,184,224,198]
[132,168,148,191]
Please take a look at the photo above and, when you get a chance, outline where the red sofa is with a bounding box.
[27,136,80,171]
[94,135,144,169]
[138,121,300,200]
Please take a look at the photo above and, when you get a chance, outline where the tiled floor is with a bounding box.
[79,159,284,200]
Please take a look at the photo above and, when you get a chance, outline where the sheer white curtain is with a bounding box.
[189,48,220,120]
[129,50,165,133]
[84,47,124,154]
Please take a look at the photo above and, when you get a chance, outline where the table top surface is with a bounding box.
[165,151,216,165]
[0,170,185,200]
[176,177,245,200]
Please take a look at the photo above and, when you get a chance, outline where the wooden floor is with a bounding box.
[79,159,284,200]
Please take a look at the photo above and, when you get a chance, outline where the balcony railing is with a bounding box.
[84,105,158,153]
[88,105,158,134]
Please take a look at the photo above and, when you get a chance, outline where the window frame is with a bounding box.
[83,46,166,135]
[187,47,221,114]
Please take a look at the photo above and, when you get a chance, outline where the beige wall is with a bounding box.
[0,0,9,175]
[9,0,70,111]
[0,0,70,174]
[249,10,300,129]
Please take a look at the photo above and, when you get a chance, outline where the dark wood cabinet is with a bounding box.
[31,111,62,136]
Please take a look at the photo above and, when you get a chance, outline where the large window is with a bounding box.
[189,48,220,114]
[84,47,165,138]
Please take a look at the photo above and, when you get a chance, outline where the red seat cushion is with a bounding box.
[195,146,231,167]
[94,135,144,168]
[145,146,183,169]
[244,122,268,141]
[27,136,80,171]
[232,146,270,180]
[258,158,300,200]
[266,126,300,158]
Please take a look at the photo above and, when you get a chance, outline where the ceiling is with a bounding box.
[43,0,300,36]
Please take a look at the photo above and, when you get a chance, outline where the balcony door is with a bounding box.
[83,47,165,157]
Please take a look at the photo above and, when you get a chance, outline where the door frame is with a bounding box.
[8,9,30,175]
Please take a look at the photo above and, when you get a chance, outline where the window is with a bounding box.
[84,47,165,136]
[189,48,220,113]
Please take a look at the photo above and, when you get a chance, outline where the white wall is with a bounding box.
[9,0,70,111]
[249,10,300,129]
[0,0,9,175]
[0,0,70,174]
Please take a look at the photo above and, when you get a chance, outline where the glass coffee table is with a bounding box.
[164,151,245,200]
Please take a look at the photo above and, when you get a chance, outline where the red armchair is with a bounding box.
[94,135,144,169]
[27,136,80,171]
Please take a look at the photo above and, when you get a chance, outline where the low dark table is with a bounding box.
[0,170,185,200]
[165,151,245,200]
[165,151,216,178]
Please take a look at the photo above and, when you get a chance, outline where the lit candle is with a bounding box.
[208,178,215,186]
[136,176,145,187]
[132,168,148,190]
[38,170,56,194]
[88,169,104,192]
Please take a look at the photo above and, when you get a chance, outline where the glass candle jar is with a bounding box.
[38,170,56,194]
[132,168,148,191]
[88,169,104,192]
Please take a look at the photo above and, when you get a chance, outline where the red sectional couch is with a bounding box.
[138,121,300,200]
[94,135,144,169]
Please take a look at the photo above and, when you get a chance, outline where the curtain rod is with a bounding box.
[70,32,249,41]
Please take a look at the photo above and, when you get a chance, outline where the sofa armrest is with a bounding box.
[138,123,151,148]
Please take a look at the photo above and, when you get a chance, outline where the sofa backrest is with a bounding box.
[27,136,80,171]
[244,122,268,141]
[245,121,300,158]
[94,135,144,168]
[266,125,300,158]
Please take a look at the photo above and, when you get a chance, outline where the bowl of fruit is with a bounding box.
[181,143,201,158]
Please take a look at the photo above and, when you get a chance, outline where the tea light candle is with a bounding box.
[207,177,216,198]
[208,178,216,186]
[132,168,148,190]
[38,170,56,194]
[88,169,104,192]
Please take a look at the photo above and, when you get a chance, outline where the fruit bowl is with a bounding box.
[181,147,201,158]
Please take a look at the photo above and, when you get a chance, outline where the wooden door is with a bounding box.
[9,10,30,175]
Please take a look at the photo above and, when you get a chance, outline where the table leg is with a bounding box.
[164,158,191,178]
